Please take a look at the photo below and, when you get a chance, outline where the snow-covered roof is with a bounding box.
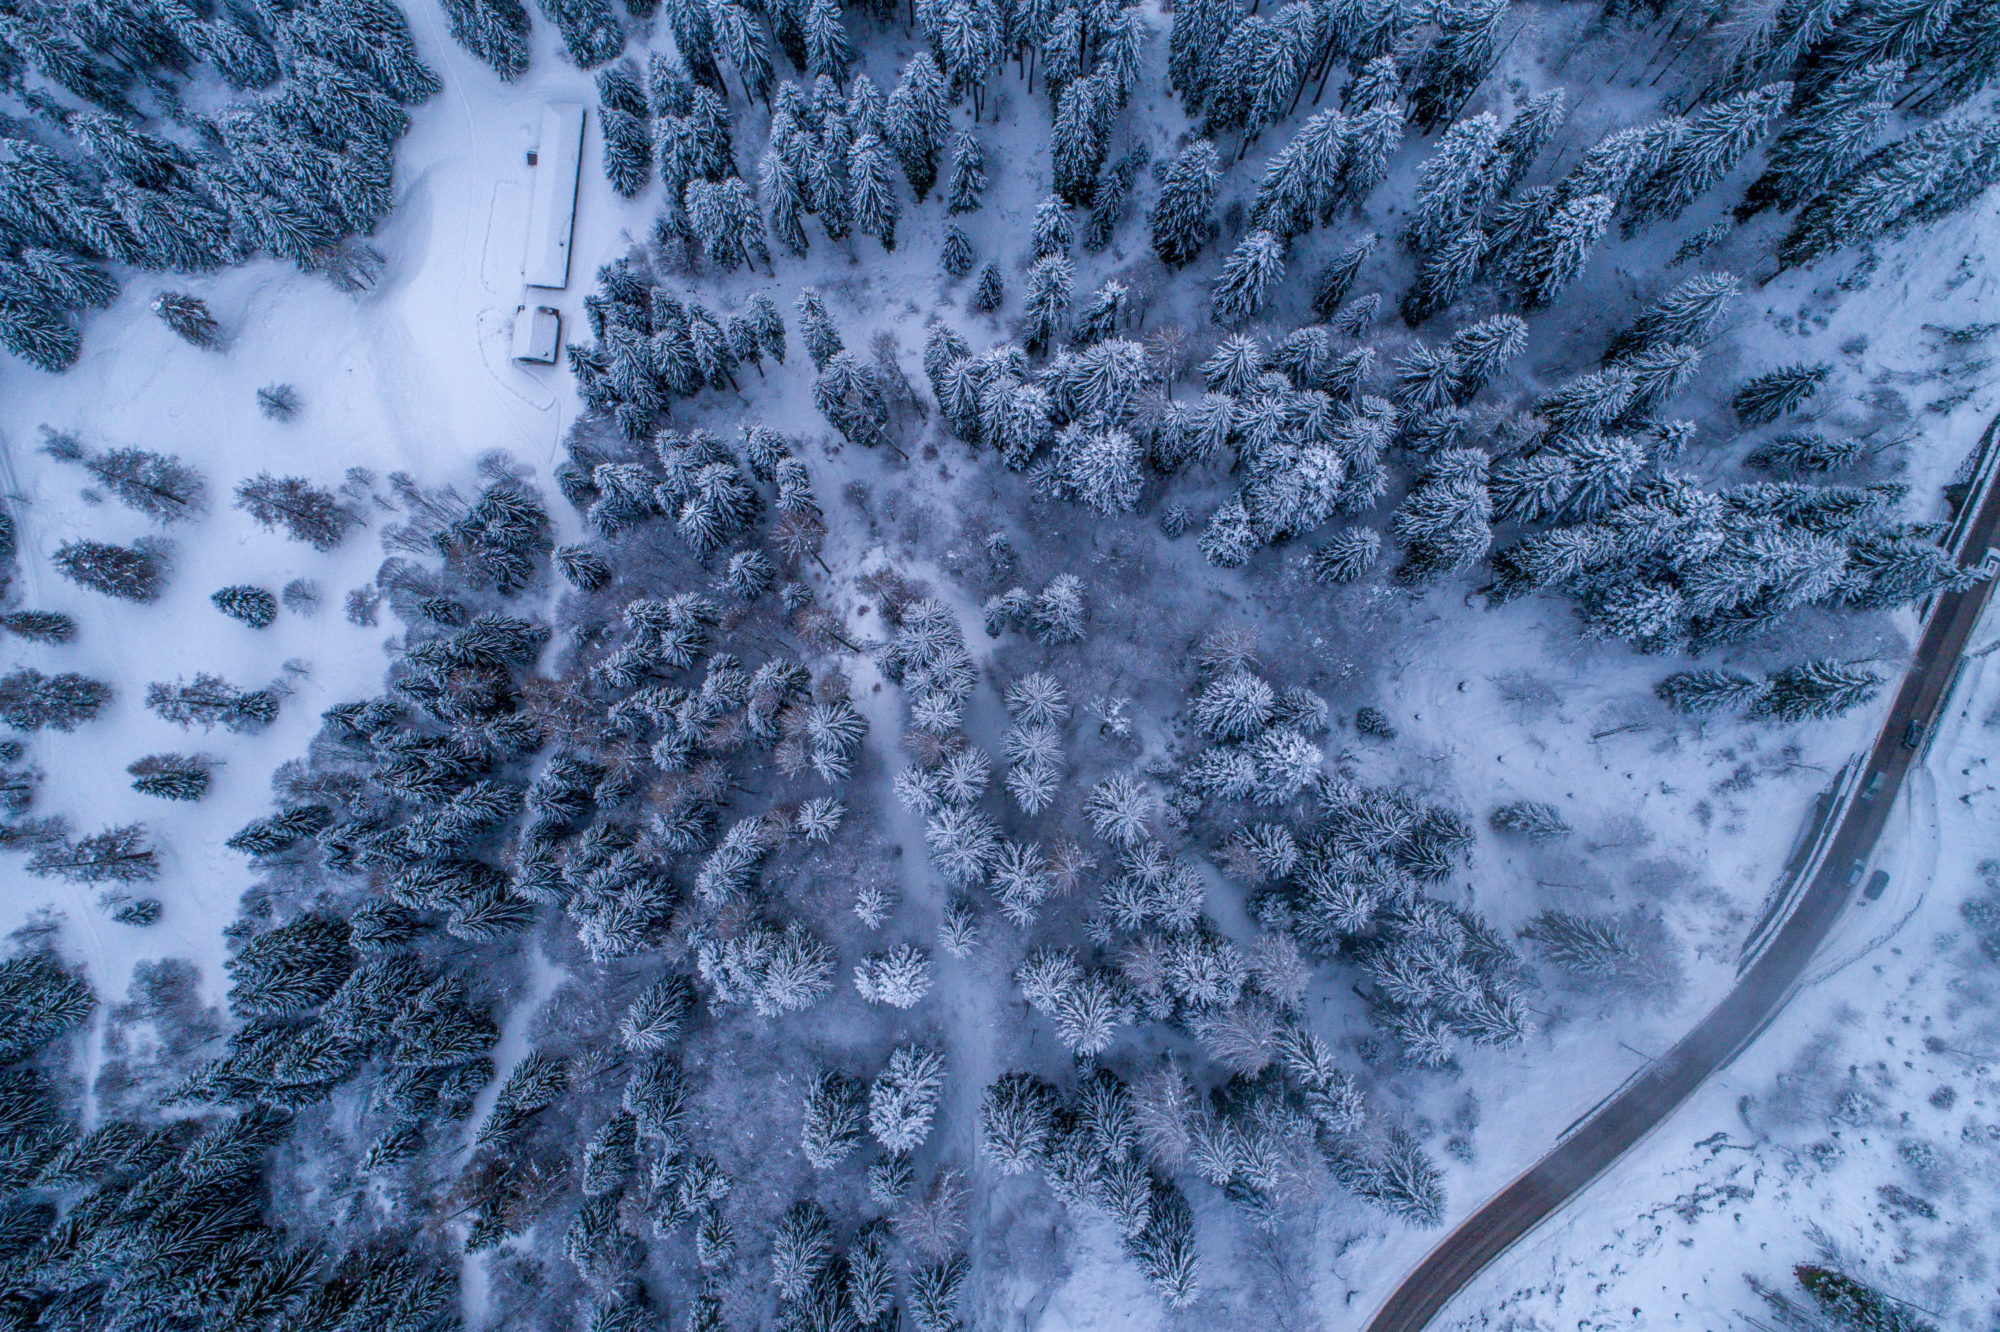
[523,103,584,290]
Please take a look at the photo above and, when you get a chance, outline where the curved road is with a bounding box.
[1366,418,2000,1332]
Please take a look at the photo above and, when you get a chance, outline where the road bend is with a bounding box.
[1364,417,2000,1332]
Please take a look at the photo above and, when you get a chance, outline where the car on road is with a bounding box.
[1903,719,1928,748]
[1863,869,1890,901]
[1861,771,1886,799]
[1845,857,1868,886]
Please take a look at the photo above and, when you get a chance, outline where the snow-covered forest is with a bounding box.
[1,0,1999,1325]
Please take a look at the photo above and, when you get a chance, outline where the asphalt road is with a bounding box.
[1365,423,2000,1332]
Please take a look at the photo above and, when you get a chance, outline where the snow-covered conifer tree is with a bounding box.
[1494,88,1567,195]
[1151,140,1220,268]
[1604,272,1740,361]
[211,584,277,628]
[853,943,935,1008]
[1624,83,1791,230]
[1021,256,1073,351]
[1515,193,1612,308]
[1408,0,1507,132]
[795,287,843,370]
[972,262,1005,312]
[1733,362,1830,423]
[1211,230,1285,327]
[1751,659,1882,721]
[1312,233,1378,321]
[848,132,900,251]
[869,1044,946,1153]
[1052,73,1115,207]
[1740,62,1901,218]
[1309,527,1382,583]
[1655,667,1767,715]
[946,129,987,214]
[886,52,949,199]
[1408,115,1504,258]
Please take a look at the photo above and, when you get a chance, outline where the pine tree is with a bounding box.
[212,584,278,628]
[1212,230,1286,326]
[1402,226,1487,324]
[28,823,158,883]
[1085,144,1151,252]
[1793,1265,1932,1332]
[1490,799,1571,841]
[1151,140,1221,269]
[1747,431,1866,473]
[128,752,210,801]
[1446,314,1528,395]
[0,668,110,731]
[886,52,949,200]
[1734,363,1830,423]
[538,0,623,66]
[1250,111,1352,239]
[1521,909,1652,981]
[1751,659,1883,721]
[848,132,900,251]
[1,611,76,644]
[70,444,205,522]
[1170,0,1245,115]
[235,474,354,549]
[601,105,653,197]
[1052,73,1115,207]
[1554,122,1669,209]
[928,222,972,281]
[710,0,773,102]
[146,672,279,732]
[795,287,843,369]
[1495,88,1568,195]
[1407,114,1504,254]
[1655,667,1766,715]
[1022,256,1073,352]
[0,301,80,373]
[1803,0,1953,102]
[1779,118,2000,269]
[801,1068,864,1168]
[1309,527,1382,583]
[1409,0,1508,132]
[869,1044,946,1153]
[1740,62,1901,218]
[1516,193,1612,309]
[945,129,987,215]
[1130,1183,1201,1306]
[1073,281,1127,345]
[803,0,850,79]
[1312,233,1379,320]
[152,291,220,347]
[53,538,168,601]
[1342,100,1407,202]
[1033,195,1074,259]
[1605,272,1741,361]
[1624,83,1792,230]
[853,942,935,1007]
[1394,449,1492,580]
[909,1255,969,1332]
[972,262,1005,313]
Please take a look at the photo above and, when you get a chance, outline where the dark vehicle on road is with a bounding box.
[1863,870,1889,901]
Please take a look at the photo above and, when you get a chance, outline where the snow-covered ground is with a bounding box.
[1425,633,2000,1332]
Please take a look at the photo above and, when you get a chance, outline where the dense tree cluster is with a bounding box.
[0,0,439,370]
[0,943,463,1326]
